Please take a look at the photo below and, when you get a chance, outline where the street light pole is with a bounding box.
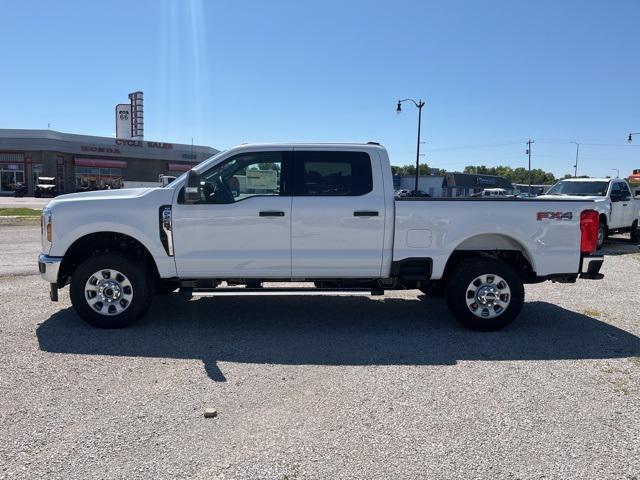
[569,141,579,177]
[628,132,640,143]
[397,98,425,193]
[526,139,534,195]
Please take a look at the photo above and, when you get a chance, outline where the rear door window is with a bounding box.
[618,182,631,199]
[294,151,373,196]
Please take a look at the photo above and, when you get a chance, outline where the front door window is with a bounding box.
[196,151,287,204]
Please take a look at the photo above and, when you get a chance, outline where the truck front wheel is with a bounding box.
[445,258,524,331]
[70,253,154,328]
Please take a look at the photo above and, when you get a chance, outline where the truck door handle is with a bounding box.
[259,211,285,217]
[354,211,379,217]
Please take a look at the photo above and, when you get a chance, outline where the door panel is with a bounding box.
[173,196,292,277]
[610,183,630,229]
[610,203,624,229]
[172,149,293,278]
[620,183,635,226]
[290,150,386,278]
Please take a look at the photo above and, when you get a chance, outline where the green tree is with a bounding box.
[462,165,556,184]
[391,164,440,176]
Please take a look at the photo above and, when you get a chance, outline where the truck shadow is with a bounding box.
[37,295,640,382]
[602,235,639,256]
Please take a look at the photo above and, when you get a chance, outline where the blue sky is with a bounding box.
[1,0,639,177]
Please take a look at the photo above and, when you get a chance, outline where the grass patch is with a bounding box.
[583,308,601,318]
[0,208,41,217]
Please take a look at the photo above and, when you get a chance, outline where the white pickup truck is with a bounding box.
[540,177,640,248]
[38,143,604,331]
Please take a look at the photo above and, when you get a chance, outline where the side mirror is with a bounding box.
[184,170,202,204]
[610,191,622,202]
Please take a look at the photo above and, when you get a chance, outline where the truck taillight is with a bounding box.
[580,210,599,253]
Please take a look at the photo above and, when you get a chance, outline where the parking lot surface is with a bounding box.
[1,225,639,479]
[0,197,49,210]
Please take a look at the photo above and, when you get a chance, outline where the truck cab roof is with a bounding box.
[225,142,386,150]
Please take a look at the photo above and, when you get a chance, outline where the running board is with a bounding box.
[181,287,382,297]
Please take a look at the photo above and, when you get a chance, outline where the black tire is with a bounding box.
[445,258,525,331]
[70,253,154,328]
[156,279,180,294]
[630,221,639,244]
[596,222,606,250]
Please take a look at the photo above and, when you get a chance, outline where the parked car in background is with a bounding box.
[539,177,640,248]
[480,188,509,198]
[12,182,27,197]
[396,189,431,198]
[159,175,177,187]
[406,189,431,198]
[34,177,57,198]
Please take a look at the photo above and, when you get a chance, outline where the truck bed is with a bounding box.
[393,197,596,279]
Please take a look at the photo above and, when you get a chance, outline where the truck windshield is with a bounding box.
[546,180,609,196]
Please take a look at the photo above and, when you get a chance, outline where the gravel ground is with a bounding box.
[1,225,639,480]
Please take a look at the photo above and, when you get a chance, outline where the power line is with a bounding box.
[424,141,523,152]
[390,140,640,157]
[578,142,640,147]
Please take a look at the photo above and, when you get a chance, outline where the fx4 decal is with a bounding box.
[536,211,573,221]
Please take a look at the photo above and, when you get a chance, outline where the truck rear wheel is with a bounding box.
[445,258,524,331]
[70,253,154,328]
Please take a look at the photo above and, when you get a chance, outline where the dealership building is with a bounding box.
[0,129,218,195]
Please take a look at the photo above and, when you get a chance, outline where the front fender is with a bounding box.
[49,197,177,278]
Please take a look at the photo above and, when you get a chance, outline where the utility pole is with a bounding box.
[527,140,531,195]
[396,98,426,194]
[570,141,579,177]
[415,104,423,192]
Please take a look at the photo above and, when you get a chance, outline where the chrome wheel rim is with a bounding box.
[465,274,511,319]
[85,269,134,316]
